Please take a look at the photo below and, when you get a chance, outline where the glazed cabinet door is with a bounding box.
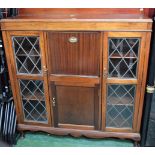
[47,32,102,130]
[102,32,146,132]
[4,31,51,126]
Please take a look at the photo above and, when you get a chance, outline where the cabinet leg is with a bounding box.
[20,131,25,139]
[134,141,140,147]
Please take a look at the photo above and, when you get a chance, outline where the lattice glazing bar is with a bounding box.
[12,36,42,75]
[19,79,47,123]
[106,84,136,128]
[108,38,140,78]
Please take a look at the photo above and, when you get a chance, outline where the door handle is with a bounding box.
[52,97,56,107]
[68,36,78,43]
[43,66,48,75]
[103,67,108,78]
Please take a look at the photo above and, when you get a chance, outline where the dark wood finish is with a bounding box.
[58,124,94,130]
[17,124,140,141]
[50,75,99,84]
[94,84,100,130]
[1,21,152,31]
[136,32,152,132]
[51,83,100,130]
[47,32,100,76]
[51,82,58,127]
[18,8,146,16]
[2,31,22,123]
[56,86,94,125]
[1,9,152,141]
[16,8,154,21]
[16,75,43,80]
[143,9,155,18]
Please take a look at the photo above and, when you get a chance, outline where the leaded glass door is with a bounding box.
[7,31,51,126]
[102,32,146,132]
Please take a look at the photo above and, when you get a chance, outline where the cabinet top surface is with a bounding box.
[0,13,152,31]
[1,13,152,22]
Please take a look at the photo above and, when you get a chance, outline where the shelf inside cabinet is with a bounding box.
[108,72,137,78]
[17,68,42,75]
[22,99,47,122]
[109,53,137,59]
[22,91,45,101]
[107,96,134,106]
[16,54,40,57]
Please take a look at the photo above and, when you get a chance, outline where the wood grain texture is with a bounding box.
[50,74,99,84]
[51,84,99,129]
[17,124,141,141]
[47,32,100,76]
[2,31,22,123]
[16,75,43,80]
[18,8,147,16]
[1,21,151,31]
[136,32,152,132]
[101,32,109,130]
[40,32,52,127]
[56,86,94,126]
[132,33,148,131]
[58,124,94,130]
[1,10,152,140]
[54,81,96,87]
[107,79,137,84]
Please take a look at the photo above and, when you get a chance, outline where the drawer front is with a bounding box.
[47,32,101,76]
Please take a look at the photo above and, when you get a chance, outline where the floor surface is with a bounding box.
[15,132,134,147]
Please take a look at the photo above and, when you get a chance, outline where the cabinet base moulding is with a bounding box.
[17,124,140,141]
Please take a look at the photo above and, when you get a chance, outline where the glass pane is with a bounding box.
[106,84,136,128]
[108,38,140,78]
[12,36,42,74]
[19,80,47,123]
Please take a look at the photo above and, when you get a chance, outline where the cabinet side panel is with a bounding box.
[136,32,152,132]
[2,31,21,123]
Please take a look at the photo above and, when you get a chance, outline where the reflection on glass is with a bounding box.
[106,84,135,128]
[108,38,140,78]
[12,36,42,74]
[19,80,47,123]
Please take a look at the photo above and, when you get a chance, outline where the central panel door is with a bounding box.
[51,83,99,130]
[47,32,101,130]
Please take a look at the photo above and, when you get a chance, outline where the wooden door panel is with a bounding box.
[51,83,100,130]
[57,86,94,126]
[47,32,100,76]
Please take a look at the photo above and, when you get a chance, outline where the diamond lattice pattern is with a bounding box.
[12,36,42,74]
[106,85,135,128]
[19,80,47,122]
[108,38,140,78]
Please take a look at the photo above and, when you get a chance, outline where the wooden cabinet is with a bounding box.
[1,12,152,142]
